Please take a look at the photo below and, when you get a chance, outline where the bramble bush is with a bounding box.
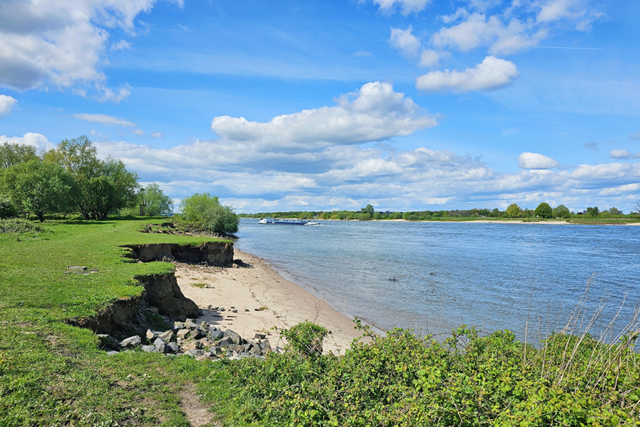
[202,320,640,426]
[0,218,46,234]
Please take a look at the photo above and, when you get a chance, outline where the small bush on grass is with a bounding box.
[0,218,46,234]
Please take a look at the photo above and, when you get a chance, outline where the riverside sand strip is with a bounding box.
[175,250,363,355]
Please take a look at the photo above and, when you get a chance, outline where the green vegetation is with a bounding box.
[239,201,640,224]
[175,192,239,234]
[2,217,639,425]
[0,218,230,425]
[202,322,640,426]
[0,218,46,234]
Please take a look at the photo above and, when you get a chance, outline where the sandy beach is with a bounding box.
[175,250,364,355]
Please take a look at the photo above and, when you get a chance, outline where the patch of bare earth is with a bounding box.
[180,385,219,427]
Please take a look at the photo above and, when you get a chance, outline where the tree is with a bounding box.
[534,202,553,219]
[506,203,522,218]
[360,204,374,218]
[0,142,40,168]
[586,207,599,217]
[553,204,571,219]
[1,160,78,222]
[139,183,173,216]
[45,137,139,220]
[179,193,239,234]
[608,207,622,215]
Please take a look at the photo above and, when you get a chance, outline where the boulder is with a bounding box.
[176,329,190,339]
[189,328,206,340]
[228,344,244,353]
[159,330,174,342]
[209,330,224,340]
[255,333,267,339]
[120,335,142,349]
[168,342,180,353]
[146,329,159,341]
[173,321,185,331]
[224,330,242,345]
[218,338,231,348]
[141,345,156,353]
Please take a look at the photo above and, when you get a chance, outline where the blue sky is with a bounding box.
[1,0,639,213]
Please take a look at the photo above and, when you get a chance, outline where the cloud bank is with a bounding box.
[211,82,437,151]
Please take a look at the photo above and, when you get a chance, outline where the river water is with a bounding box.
[235,219,640,341]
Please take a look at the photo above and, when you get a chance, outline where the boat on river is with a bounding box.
[259,217,309,225]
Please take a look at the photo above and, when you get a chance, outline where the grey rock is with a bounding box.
[210,346,223,356]
[184,320,197,329]
[228,344,244,353]
[261,340,272,353]
[194,340,204,350]
[218,338,231,348]
[141,345,156,353]
[168,342,180,353]
[249,346,262,356]
[208,325,218,333]
[209,330,224,340]
[190,328,206,340]
[156,343,170,354]
[224,330,242,345]
[154,337,166,348]
[173,321,185,331]
[185,349,204,357]
[231,309,238,313]
[159,330,174,342]
[120,335,142,348]
[146,329,159,341]
[255,333,267,339]
[177,328,190,339]
[106,350,119,355]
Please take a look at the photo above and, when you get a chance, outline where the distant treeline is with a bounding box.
[239,202,639,221]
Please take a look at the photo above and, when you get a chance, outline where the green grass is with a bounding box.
[0,218,230,426]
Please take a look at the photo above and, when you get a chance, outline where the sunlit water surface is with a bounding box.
[235,219,640,340]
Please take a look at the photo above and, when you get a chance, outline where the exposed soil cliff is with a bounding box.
[68,242,233,337]
[123,241,234,266]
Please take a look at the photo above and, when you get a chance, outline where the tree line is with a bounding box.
[0,137,172,221]
[240,202,637,221]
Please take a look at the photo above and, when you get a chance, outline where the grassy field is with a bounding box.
[0,218,229,426]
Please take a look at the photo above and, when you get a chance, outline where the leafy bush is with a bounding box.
[203,322,640,426]
[0,195,17,218]
[280,321,328,357]
[177,193,239,234]
[506,203,522,218]
[0,218,45,234]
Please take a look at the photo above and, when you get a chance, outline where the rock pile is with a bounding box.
[99,318,273,361]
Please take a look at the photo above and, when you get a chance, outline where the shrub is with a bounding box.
[0,195,17,218]
[0,218,45,234]
[280,321,328,357]
[553,204,571,218]
[177,193,239,234]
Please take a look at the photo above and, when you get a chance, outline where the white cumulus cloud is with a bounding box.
[419,49,441,68]
[517,152,560,169]
[416,56,519,93]
[150,132,163,138]
[609,150,640,160]
[73,113,136,127]
[111,40,132,51]
[0,0,178,96]
[0,95,17,118]
[133,129,145,136]
[211,82,438,151]
[389,27,422,57]
[0,132,54,151]
[368,0,431,15]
